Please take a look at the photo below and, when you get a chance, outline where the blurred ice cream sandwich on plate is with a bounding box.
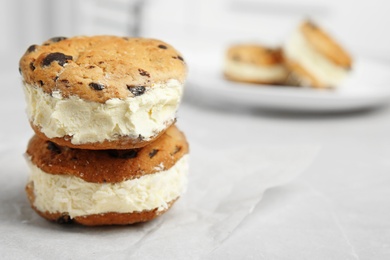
[224,44,289,85]
[283,20,353,88]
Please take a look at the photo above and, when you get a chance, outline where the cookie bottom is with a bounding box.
[31,121,173,150]
[26,182,177,226]
[285,60,324,88]
[224,73,287,85]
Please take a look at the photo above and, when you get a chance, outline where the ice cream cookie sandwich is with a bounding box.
[19,36,187,149]
[224,44,288,85]
[283,20,352,88]
[25,125,189,226]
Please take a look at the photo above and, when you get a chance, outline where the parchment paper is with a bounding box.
[0,142,319,259]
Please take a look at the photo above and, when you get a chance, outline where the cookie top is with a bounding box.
[26,125,189,183]
[226,44,284,66]
[300,21,352,68]
[19,36,187,103]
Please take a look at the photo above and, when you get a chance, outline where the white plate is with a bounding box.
[187,59,390,112]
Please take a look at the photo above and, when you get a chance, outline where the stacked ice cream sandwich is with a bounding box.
[19,36,189,226]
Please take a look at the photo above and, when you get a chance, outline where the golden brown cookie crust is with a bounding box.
[30,120,173,150]
[26,125,189,183]
[226,44,284,66]
[300,21,352,68]
[19,36,187,103]
[26,182,177,226]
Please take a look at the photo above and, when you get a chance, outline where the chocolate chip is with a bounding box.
[60,79,70,87]
[122,150,138,158]
[98,61,104,64]
[38,80,44,86]
[173,55,184,62]
[127,85,145,96]
[149,149,159,158]
[29,62,35,71]
[27,45,37,53]
[138,68,150,77]
[171,145,182,155]
[42,52,73,67]
[47,141,61,154]
[49,36,67,43]
[54,76,58,82]
[57,214,73,224]
[107,150,118,158]
[158,44,167,49]
[108,150,138,159]
[88,65,95,69]
[89,82,105,91]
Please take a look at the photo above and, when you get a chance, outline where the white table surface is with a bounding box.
[1,66,390,259]
[180,93,390,259]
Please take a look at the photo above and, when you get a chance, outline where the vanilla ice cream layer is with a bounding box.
[284,29,348,87]
[225,60,288,83]
[23,79,183,144]
[27,155,189,218]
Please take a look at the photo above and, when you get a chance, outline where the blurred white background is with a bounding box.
[1,0,389,72]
